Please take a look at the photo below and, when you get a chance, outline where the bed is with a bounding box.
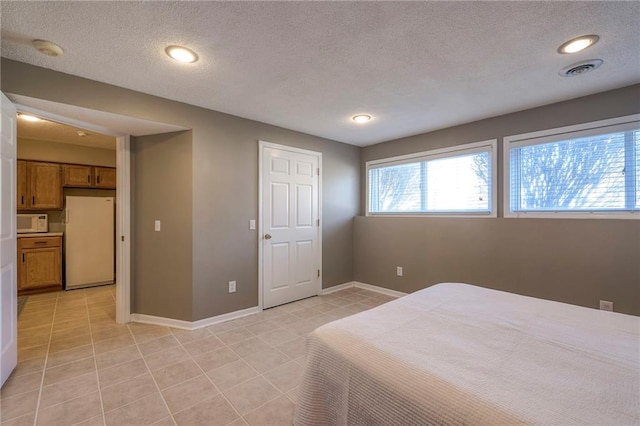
[294,283,639,425]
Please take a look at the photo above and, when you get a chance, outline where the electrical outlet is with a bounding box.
[396,266,403,277]
[599,300,613,312]
[228,281,236,293]
[249,220,256,230]
[154,220,161,232]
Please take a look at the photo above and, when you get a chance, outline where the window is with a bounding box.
[367,140,497,216]
[504,115,640,218]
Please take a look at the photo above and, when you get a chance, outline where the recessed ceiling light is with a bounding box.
[77,131,88,137]
[558,35,599,54]
[19,114,42,122]
[165,45,199,63]
[32,39,64,57]
[352,114,372,123]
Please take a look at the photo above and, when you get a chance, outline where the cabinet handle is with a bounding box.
[97,176,101,184]
[21,195,24,205]
[34,241,47,245]
[22,253,25,262]
[87,175,90,183]
[32,196,35,205]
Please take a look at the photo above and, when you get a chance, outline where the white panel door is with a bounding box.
[0,93,17,387]
[262,144,320,309]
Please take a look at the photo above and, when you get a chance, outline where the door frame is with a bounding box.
[13,104,132,323]
[1,92,18,386]
[258,140,322,310]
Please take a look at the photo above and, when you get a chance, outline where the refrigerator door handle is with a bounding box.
[65,208,69,224]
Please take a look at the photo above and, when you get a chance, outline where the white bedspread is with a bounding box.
[294,283,640,425]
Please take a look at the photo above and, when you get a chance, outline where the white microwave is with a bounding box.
[17,213,48,233]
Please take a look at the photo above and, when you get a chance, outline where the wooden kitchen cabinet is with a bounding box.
[17,160,28,209]
[63,164,93,187]
[17,161,63,211]
[94,167,116,188]
[62,164,116,189]
[18,236,62,294]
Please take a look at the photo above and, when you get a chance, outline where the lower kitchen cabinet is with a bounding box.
[18,235,62,294]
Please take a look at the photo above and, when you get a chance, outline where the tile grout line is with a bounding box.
[174,315,304,423]
[16,287,375,426]
[169,327,247,424]
[30,291,60,426]
[86,290,108,426]
[165,321,290,423]
[125,325,178,426]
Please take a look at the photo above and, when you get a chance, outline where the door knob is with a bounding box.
[264,234,272,240]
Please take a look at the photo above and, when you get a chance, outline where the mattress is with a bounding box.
[294,283,640,425]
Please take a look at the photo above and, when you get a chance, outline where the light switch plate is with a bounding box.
[154,220,161,232]
[229,281,236,293]
[249,220,256,230]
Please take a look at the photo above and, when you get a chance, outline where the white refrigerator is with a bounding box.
[65,196,115,290]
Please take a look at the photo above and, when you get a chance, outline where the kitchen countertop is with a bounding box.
[17,232,63,238]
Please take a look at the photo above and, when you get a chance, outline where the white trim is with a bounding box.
[131,306,261,331]
[503,114,640,220]
[504,114,640,145]
[365,139,498,218]
[13,104,134,322]
[258,142,264,310]
[258,140,323,310]
[132,280,407,332]
[322,281,407,298]
[352,281,408,298]
[320,281,355,295]
[130,313,193,330]
[366,139,496,166]
[191,306,261,330]
[115,135,131,323]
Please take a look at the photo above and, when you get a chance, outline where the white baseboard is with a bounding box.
[132,281,405,330]
[352,281,407,298]
[321,281,407,298]
[321,281,356,295]
[130,313,193,330]
[191,306,261,330]
[131,305,261,331]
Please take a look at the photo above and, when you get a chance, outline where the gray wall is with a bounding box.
[2,59,360,321]
[133,131,193,321]
[358,84,640,315]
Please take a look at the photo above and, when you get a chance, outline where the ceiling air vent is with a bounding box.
[559,59,603,77]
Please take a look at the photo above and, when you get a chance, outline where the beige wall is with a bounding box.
[17,137,117,235]
[358,84,640,315]
[132,131,193,321]
[2,59,360,321]
[18,137,116,167]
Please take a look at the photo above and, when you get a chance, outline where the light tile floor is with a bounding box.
[0,285,394,426]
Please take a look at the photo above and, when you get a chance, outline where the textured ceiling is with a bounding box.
[1,1,639,146]
[18,115,116,150]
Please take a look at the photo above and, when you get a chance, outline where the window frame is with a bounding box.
[365,139,498,218]
[503,114,640,219]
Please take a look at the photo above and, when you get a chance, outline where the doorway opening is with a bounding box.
[14,107,131,324]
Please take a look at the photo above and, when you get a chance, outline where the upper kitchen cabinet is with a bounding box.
[94,167,116,189]
[63,164,116,189]
[17,160,28,209]
[17,160,63,211]
[63,164,93,187]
